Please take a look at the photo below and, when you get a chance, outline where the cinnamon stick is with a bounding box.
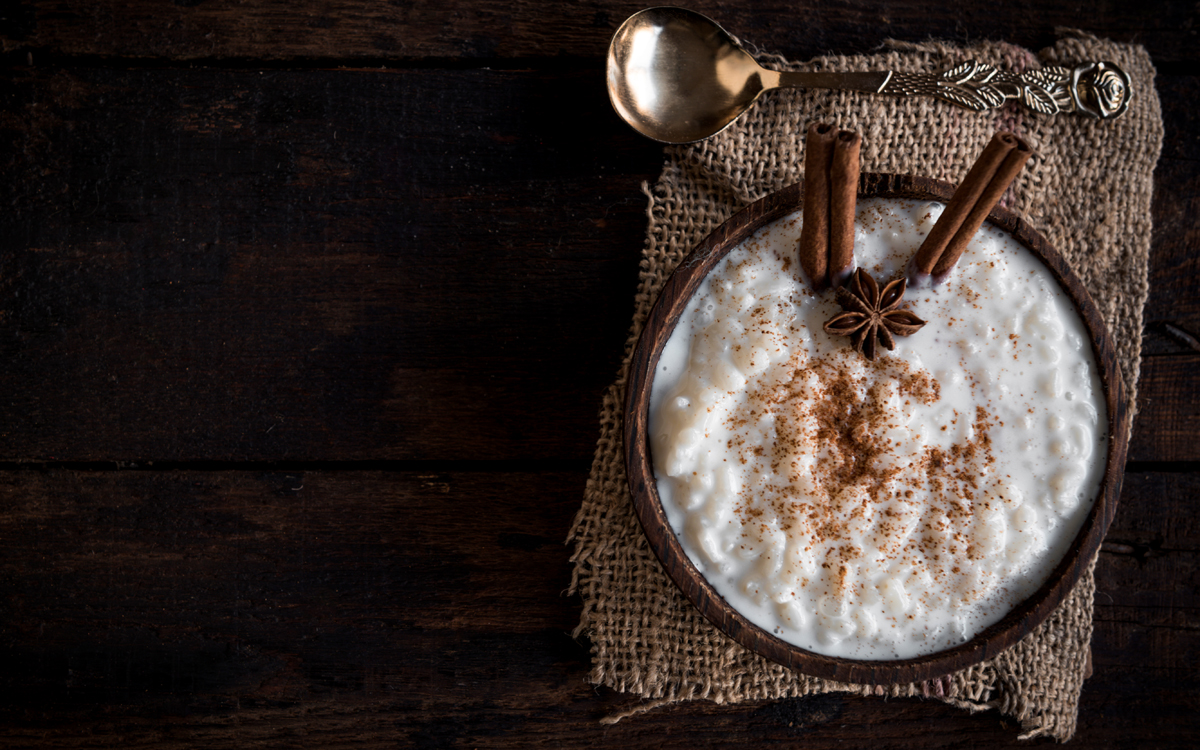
[829,130,862,288]
[799,123,860,291]
[910,131,1033,285]
[799,122,836,290]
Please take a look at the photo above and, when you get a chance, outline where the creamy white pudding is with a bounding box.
[649,198,1107,660]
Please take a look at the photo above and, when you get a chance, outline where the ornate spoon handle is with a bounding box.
[774,61,1131,119]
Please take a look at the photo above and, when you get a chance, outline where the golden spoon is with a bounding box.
[607,7,1131,144]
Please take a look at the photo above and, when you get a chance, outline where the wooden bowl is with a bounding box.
[623,173,1129,685]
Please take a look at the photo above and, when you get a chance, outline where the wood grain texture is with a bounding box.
[0,470,1193,747]
[2,1,1198,64]
[0,66,657,461]
[1130,355,1200,463]
[0,0,1197,744]
[624,175,1128,685]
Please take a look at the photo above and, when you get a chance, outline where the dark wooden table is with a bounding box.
[1,2,1196,747]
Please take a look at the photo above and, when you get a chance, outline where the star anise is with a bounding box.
[823,268,927,361]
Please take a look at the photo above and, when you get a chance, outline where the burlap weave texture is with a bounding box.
[569,32,1162,741]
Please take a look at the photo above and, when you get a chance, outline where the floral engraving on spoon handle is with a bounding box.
[880,60,1131,119]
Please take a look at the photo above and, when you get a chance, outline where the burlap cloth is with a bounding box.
[569,31,1162,741]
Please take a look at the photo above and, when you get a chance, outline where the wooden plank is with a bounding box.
[1,67,1197,462]
[1143,73,1200,356]
[1104,470,1200,550]
[1130,355,1200,462]
[0,469,1194,747]
[1095,471,1200,691]
[0,66,661,461]
[2,1,1197,64]
[0,692,1192,749]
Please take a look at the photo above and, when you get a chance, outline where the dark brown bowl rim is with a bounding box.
[623,172,1129,685]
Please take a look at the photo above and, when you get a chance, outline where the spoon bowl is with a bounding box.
[607,7,769,144]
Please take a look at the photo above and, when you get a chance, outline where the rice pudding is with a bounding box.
[648,197,1107,660]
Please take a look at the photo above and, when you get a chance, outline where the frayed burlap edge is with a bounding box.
[569,31,1162,742]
